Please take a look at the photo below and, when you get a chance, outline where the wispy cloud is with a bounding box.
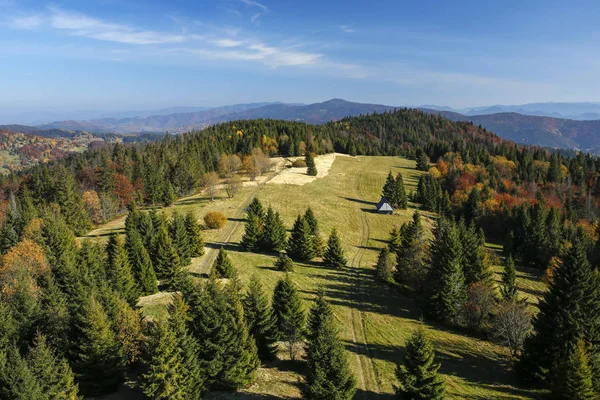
[339,25,354,33]
[8,15,43,29]
[239,0,268,11]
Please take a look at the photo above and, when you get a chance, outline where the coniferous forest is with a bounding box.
[2,108,600,398]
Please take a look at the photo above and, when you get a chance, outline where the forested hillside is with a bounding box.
[1,108,600,398]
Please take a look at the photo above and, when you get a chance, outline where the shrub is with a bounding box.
[204,211,227,229]
[292,159,307,168]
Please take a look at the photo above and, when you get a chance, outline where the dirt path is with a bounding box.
[348,163,381,398]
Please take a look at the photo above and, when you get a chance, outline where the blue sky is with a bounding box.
[1,0,599,118]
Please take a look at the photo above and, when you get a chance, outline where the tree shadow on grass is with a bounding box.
[353,389,395,400]
[339,196,377,206]
[176,197,209,206]
[204,242,243,252]
[228,217,246,223]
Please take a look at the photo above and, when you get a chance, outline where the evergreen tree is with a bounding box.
[376,247,394,282]
[518,239,600,389]
[54,166,92,235]
[382,171,396,205]
[415,149,429,171]
[243,276,278,360]
[395,327,445,400]
[323,228,347,268]
[395,212,427,292]
[459,221,492,286]
[246,197,265,221]
[272,275,306,360]
[260,207,287,252]
[71,295,125,397]
[162,181,177,207]
[388,226,402,254]
[213,247,236,278]
[287,215,316,261]
[0,210,19,254]
[125,227,158,295]
[304,208,323,256]
[303,290,356,400]
[427,218,466,323]
[0,346,44,400]
[241,212,263,252]
[184,212,205,257]
[142,319,185,400]
[169,211,191,266]
[41,214,79,295]
[552,338,596,400]
[106,234,139,305]
[501,255,518,301]
[274,252,294,272]
[306,152,318,176]
[395,172,408,209]
[152,224,183,289]
[26,333,80,400]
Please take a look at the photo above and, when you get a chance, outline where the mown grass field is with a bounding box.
[91,155,546,399]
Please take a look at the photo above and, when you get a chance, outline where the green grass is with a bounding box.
[96,155,545,399]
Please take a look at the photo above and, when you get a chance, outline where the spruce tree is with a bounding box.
[0,346,44,400]
[184,212,205,257]
[552,338,596,400]
[54,166,92,235]
[303,290,356,400]
[162,181,177,207]
[323,228,347,268]
[168,294,205,398]
[518,239,600,388]
[382,171,396,205]
[272,275,306,360]
[41,214,79,295]
[141,319,185,400]
[395,211,427,291]
[427,218,466,323]
[0,210,19,254]
[306,152,318,176]
[260,207,287,252]
[415,149,429,171]
[241,212,263,252]
[243,275,278,360]
[152,224,183,289]
[26,333,80,400]
[287,215,316,261]
[71,295,125,397]
[459,221,492,286]
[213,246,236,278]
[388,226,402,254]
[125,227,158,295]
[501,255,518,301]
[274,252,294,272]
[106,234,139,305]
[304,208,324,256]
[169,211,191,266]
[246,197,265,221]
[395,172,408,209]
[396,327,445,399]
[376,247,393,282]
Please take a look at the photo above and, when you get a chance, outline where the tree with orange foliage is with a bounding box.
[1,238,49,279]
[113,174,134,208]
[82,190,102,224]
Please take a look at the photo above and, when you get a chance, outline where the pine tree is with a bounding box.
[54,166,92,235]
[287,215,316,261]
[274,252,294,272]
[168,294,205,398]
[213,246,236,278]
[306,152,318,176]
[303,290,356,400]
[501,255,518,301]
[27,333,80,400]
[152,224,183,289]
[243,275,278,360]
[125,227,158,295]
[260,207,287,252]
[241,212,263,251]
[518,239,600,388]
[0,346,44,400]
[396,327,445,399]
[169,211,191,266]
[142,319,185,400]
[382,171,396,205]
[71,295,125,397]
[0,210,19,254]
[395,211,427,291]
[552,338,596,400]
[427,218,466,323]
[376,247,393,282]
[323,229,347,268]
[272,275,306,360]
[41,214,80,295]
[106,234,139,305]
[304,208,324,256]
[388,226,402,254]
[184,212,205,257]
[459,221,492,286]
[415,149,429,171]
[246,197,265,221]
[162,181,177,207]
[395,172,408,209]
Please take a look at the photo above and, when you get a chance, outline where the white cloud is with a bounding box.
[212,38,245,48]
[339,25,354,33]
[8,15,43,29]
[239,0,268,11]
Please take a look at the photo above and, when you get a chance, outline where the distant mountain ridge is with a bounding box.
[424,102,600,120]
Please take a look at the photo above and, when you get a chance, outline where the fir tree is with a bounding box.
[388,226,402,254]
[552,338,596,400]
[243,275,278,360]
[304,208,324,256]
[395,172,408,209]
[162,181,177,207]
[518,239,600,389]
[459,221,492,286]
[142,319,185,400]
[125,227,158,295]
[272,275,306,360]
[303,290,356,400]
[26,333,80,400]
[274,252,294,272]
[169,211,191,266]
[415,149,429,171]
[396,327,445,400]
[246,197,265,221]
[41,214,79,296]
[427,218,466,323]
[106,234,139,305]
[376,247,394,282]
[184,212,205,257]
[395,211,427,291]
[323,228,347,268]
[501,255,518,301]
[71,295,125,397]
[152,224,183,289]
[0,210,19,254]
[213,246,236,278]
[287,215,316,261]
[54,166,92,235]
[241,212,263,252]
[382,171,396,206]
[306,152,318,176]
[0,346,44,400]
[260,207,287,252]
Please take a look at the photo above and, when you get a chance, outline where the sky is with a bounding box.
[1,0,600,120]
